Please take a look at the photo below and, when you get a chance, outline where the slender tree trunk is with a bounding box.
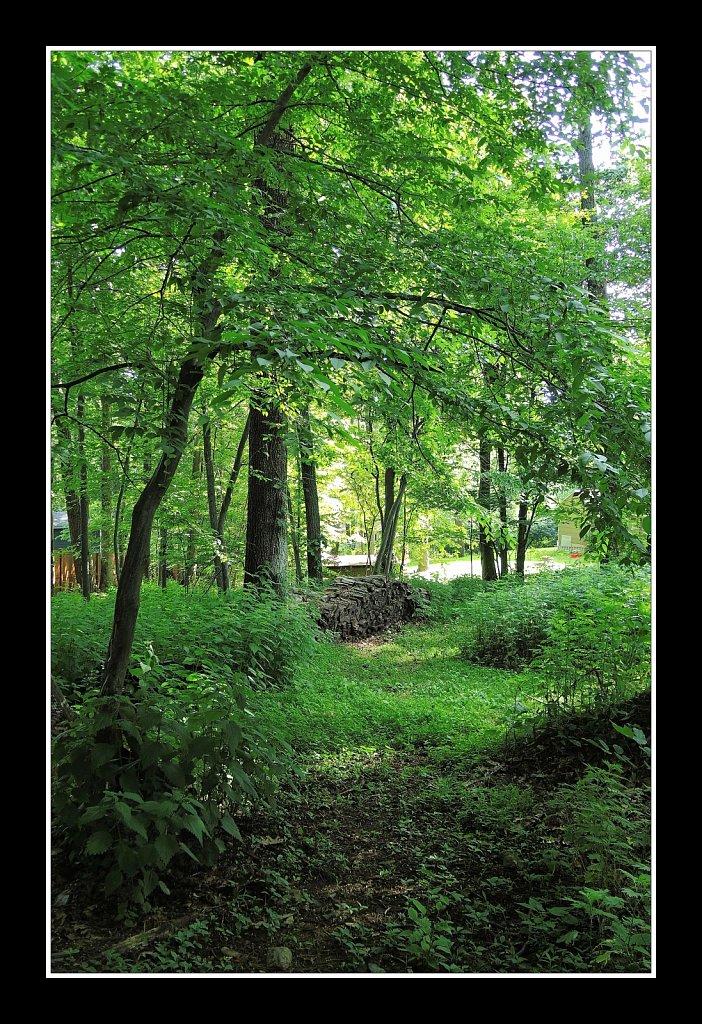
[515,495,541,577]
[77,394,91,600]
[184,448,202,589]
[287,486,303,582]
[575,74,607,306]
[375,473,407,576]
[298,407,323,581]
[244,402,288,593]
[215,414,250,593]
[100,399,115,589]
[158,526,168,590]
[102,356,209,696]
[478,438,498,581]
[515,496,529,577]
[497,447,509,577]
[203,420,226,590]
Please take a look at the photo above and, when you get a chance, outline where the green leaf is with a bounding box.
[183,814,210,845]
[91,743,116,768]
[115,802,149,840]
[220,813,242,840]
[611,722,635,739]
[86,830,114,855]
[104,868,124,896]
[230,763,258,797]
[154,833,180,866]
[178,840,201,864]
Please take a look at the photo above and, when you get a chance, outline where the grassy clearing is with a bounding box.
[51,573,651,976]
[248,623,535,762]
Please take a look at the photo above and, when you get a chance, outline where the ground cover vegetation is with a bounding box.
[51,47,651,975]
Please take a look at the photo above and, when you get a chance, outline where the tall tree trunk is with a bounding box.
[158,526,168,590]
[478,438,498,581]
[287,485,303,583]
[515,496,529,577]
[574,64,607,307]
[100,62,314,698]
[100,399,115,589]
[497,447,509,577]
[515,495,541,577]
[203,419,225,591]
[77,393,91,600]
[375,473,407,576]
[244,402,288,593]
[298,407,323,581]
[184,448,202,589]
[215,414,250,593]
[102,355,210,696]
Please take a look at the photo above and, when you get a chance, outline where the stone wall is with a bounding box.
[318,575,428,639]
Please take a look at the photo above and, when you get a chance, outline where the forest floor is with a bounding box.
[50,622,650,976]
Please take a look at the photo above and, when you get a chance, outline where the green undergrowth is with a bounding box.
[52,583,320,698]
[52,572,651,973]
[247,623,534,760]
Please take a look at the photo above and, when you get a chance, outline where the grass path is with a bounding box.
[52,621,650,976]
[248,622,535,761]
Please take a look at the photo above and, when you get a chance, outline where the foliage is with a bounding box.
[411,575,487,623]
[53,648,291,917]
[52,583,320,700]
[526,516,558,549]
[518,760,650,971]
[459,566,650,683]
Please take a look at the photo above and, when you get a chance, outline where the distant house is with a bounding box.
[557,521,588,554]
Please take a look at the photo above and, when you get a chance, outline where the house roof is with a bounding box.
[53,511,69,530]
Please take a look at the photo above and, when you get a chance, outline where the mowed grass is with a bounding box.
[248,622,535,762]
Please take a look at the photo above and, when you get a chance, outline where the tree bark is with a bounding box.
[298,407,323,581]
[214,415,250,593]
[515,495,541,577]
[77,393,91,600]
[101,355,209,696]
[244,402,288,593]
[478,437,498,581]
[203,419,226,590]
[100,399,115,589]
[375,473,407,576]
[497,447,509,577]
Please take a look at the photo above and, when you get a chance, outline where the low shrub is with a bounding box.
[459,567,650,682]
[519,758,651,972]
[411,575,487,623]
[52,583,320,700]
[53,644,292,918]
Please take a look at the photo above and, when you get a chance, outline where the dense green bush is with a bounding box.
[53,645,291,917]
[411,574,487,623]
[459,567,650,682]
[526,516,558,549]
[52,584,319,915]
[52,583,320,699]
[519,759,651,971]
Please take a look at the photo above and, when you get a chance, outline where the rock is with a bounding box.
[267,946,293,970]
